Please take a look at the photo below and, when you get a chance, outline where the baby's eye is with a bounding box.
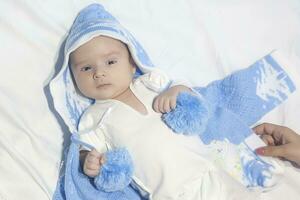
[106,59,117,66]
[80,66,92,72]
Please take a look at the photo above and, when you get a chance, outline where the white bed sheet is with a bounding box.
[1,0,300,199]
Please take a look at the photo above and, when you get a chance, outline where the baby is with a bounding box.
[70,34,230,199]
[67,6,251,199]
[53,3,294,200]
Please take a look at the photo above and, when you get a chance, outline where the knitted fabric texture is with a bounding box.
[163,55,295,187]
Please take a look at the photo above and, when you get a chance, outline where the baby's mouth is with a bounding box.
[96,83,111,88]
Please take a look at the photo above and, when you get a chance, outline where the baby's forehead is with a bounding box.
[98,38,128,54]
[69,35,131,65]
[92,35,127,49]
[78,36,127,54]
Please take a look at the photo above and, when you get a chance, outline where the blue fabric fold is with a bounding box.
[53,135,141,200]
[194,54,295,144]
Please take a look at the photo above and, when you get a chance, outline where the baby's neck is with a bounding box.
[114,87,148,115]
[114,87,135,104]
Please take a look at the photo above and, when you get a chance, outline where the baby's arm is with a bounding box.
[80,148,134,192]
[138,69,194,113]
[153,85,193,113]
[80,149,105,177]
[78,108,134,192]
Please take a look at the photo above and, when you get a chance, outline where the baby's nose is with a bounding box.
[93,68,106,79]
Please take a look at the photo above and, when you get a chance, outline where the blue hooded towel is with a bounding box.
[50,3,154,200]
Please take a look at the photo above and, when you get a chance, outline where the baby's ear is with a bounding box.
[132,65,136,74]
[130,58,136,74]
[68,57,75,72]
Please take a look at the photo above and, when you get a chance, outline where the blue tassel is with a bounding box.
[94,148,134,192]
[162,92,211,135]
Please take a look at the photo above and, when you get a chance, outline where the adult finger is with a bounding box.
[260,134,275,146]
[253,123,281,136]
[253,123,291,143]
[255,145,287,158]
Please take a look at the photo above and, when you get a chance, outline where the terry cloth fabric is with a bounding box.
[164,54,295,188]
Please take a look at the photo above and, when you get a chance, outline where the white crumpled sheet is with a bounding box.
[0,0,300,199]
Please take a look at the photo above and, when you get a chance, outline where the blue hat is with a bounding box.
[50,3,155,132]
[65,4,154,73]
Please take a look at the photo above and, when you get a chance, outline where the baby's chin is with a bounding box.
[85,86,130,101]
[83,87,115,100]
[91,94,113,101]
[90,92,116,101]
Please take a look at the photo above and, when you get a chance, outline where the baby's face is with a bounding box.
[70,36,136,100]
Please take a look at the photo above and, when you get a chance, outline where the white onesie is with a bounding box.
[78,71,257,200]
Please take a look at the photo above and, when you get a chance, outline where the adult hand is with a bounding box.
[253,123,300,166]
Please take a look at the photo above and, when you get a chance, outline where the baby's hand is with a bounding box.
[83,149,105,177]
[153,85,192,113]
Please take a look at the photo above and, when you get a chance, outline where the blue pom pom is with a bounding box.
[162,92,211,135]
[94,148,134,192]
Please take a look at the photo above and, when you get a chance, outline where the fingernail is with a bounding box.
[255,147,265,155]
